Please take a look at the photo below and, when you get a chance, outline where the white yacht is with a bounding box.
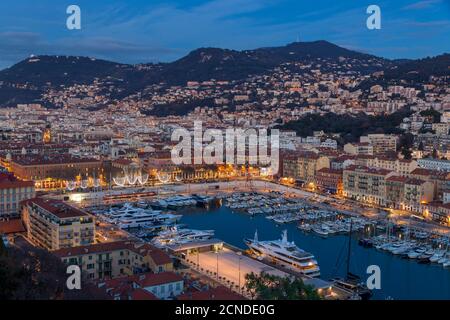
[104,203,182,229]
[245,230,320,277]
[151,226,215,247]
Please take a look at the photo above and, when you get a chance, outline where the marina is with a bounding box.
[179,205,450,300]
[85,190,450,300]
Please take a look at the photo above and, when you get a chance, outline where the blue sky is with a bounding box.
[0,0,449,69]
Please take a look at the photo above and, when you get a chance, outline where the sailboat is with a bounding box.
[330,219,372,300]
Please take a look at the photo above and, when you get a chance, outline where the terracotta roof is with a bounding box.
[130,288,158,300]
[0,219,26,234]
[135,272,182,288]
[178,286,245,300]
[345,165,392,176]
[11,154,100,166]
[405,178,426,186]
[0,173,34,190]
[386,176,408,183]
[317,168,343,175]
[53,240,171,265]
[113,159,133,166]
[333,155,356,162]
[23,198,89,219]
[410,168,434,176]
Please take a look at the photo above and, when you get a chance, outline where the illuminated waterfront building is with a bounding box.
[0,173,35,217]
[343,165,394,206]
[21,198,95,250]
[10,154,104,189]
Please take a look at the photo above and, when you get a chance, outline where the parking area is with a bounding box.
[186,247,287,292]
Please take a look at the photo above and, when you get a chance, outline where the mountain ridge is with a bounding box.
[0,41,448,108]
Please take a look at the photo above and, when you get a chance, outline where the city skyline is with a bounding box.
[0,0,449,69]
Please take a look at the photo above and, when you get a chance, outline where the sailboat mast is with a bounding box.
[346,218,353,277]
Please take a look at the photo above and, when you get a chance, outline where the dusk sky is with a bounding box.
[0,0,449,69]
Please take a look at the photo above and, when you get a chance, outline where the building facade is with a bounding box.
[282,152,330,183]
[54,240,173,281]
[10,155,104,189]
[0,173,35,217]
[21,198,95,250]
[343,165,394,206]
[360,134,397,155]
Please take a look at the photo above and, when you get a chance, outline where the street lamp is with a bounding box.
[237,251,242,293]
[216,251,219,280]
[197,249,200,271]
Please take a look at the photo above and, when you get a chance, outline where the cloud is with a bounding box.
[403,0,442,10]
[406,20,450,27]
[0,32,178,69]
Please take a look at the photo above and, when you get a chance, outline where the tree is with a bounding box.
[245,272,322,300]
[401,148,412,160]
[418,141,424,151]
[398,133,414,160]
[0,244,104,300]
[0,237,6,257]
[432,148,438,159]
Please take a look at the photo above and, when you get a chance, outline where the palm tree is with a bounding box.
[245,272,322,300]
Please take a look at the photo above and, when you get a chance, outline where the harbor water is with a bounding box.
[180,205,450,300]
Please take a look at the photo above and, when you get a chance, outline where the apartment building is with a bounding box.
[282,152,330,183]
[432,123,449,136]
[343,165,394,206]
[0,173,35,216]
[53,240,173,281]
[360,134,397,155]
[409,168,449,201]
[355,156,418,176]
[444,192,450,204]
[314,168,343,194]
[385,176,407,208]
[21,198,95,250]
[403,178,434,212]
[417,158,450,172]
[343,142,374,156]
[425,202,450,226]
[10,154,104,189]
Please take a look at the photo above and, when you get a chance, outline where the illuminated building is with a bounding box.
[21,198,95,250]
[0,173,35,217]
[343,165,394,206]
[282,152,330,183]
[43,125,52,144]
[10,154,104,189]
[53,240,173,281]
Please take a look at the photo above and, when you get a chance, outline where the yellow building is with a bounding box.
[53,240,173,281]
[403,178,434,212]
[0,173,35,217]
[343,165,394,206]
[343,142,374,156]
[21,198,95,250]
[386,176,434,212]
[360,134,397,155]
[282,152,330,183]
[355,156,418,176]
